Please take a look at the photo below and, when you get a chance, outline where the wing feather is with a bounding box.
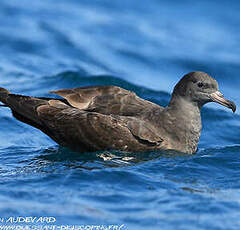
[49,85,163,116]
[0,86,164,152]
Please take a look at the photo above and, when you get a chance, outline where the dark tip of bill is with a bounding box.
[230,101,236,113]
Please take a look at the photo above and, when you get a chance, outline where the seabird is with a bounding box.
[0,72,236,154]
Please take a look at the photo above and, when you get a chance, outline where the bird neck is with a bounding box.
[168,95,202,115]
[162,95,202,153]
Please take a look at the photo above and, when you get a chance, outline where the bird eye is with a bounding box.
[197,82,204,88]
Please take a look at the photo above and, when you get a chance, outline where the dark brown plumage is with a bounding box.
[0,72,236,154]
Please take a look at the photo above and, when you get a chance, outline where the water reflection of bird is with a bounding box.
[0,72,236,154]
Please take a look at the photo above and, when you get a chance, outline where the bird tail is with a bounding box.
[0,87,10,106]
[0,87,47,123]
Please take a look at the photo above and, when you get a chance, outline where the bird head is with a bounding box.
[172,72,236,112]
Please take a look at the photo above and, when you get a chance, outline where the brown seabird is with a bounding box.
[0,72,236,154]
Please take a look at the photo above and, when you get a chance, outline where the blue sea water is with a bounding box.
[0,0,240,229]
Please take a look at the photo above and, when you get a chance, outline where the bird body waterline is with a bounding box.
[0,72,236,154]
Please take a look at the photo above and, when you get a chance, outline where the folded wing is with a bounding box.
[0,86,164,152]
[49,85,163,117]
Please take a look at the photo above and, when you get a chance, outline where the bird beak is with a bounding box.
[210,91,236,113]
